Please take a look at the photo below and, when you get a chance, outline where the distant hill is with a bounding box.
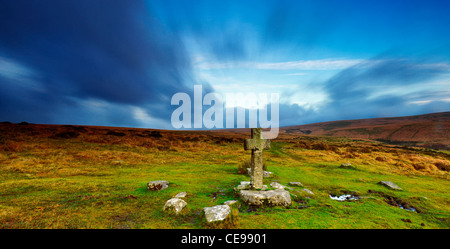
[281,112,450,149]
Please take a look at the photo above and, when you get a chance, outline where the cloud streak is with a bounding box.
[0,0,207,127]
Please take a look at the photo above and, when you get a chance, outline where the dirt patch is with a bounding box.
[368,190,420,213]
[106,131,126,137]
[385,196,418,212]
[52,131,80,139]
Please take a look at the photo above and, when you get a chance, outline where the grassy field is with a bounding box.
[0,123,449,229]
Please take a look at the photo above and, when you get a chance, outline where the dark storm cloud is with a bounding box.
[0,0,203,125]
[278,56,450,126]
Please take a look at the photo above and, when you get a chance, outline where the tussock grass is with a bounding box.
[0,123,449,228]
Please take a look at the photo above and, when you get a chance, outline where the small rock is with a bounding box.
[223,200,238,206]
[234,182,267,191]
[289,182,303,187]
[263,171,273,178]
[235,182,251,190]
[270,182,285,190]
[163,198,187,214]
[339,163,356,169]
[147,180,169,191]
[301,189,315,195]
[173,192,187,198]
[203,205,231,223]
[378,181,403,190]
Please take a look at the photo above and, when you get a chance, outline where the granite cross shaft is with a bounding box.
[244,128,271,189]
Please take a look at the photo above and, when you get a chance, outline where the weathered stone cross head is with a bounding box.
[244,128,271,189]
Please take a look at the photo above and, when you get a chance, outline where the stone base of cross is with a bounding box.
[244,128,270,189]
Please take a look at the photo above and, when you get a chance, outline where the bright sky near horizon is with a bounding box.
[0,0,449,128]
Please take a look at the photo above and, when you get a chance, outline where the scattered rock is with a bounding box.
[239,190,291,206]
[339,163,356,169]
[263,171,273,178]
[401,218,412,223]
[270,182,285,190]
[378,181,403,190]
[173,192,187,198]
[163,198,187,215]
[289,182,303,187]
[223,200,238,206]
[147,180,169,191]
[301,189,315,195]
[235,181,251,190]
[203,205,231,223]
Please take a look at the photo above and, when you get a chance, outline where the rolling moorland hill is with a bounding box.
[280,112,450,149]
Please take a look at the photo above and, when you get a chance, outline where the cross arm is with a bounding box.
[244,138,270,151]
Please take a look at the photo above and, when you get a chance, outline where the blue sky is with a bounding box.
[0,0,449,128]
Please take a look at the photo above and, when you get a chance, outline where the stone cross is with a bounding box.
[244,128,270,189]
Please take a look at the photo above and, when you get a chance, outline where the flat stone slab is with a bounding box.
[378,181,402,190]
[239,190,291,206]
[163,198,186,214]
[203,205,231,223]
[147,180,169,191]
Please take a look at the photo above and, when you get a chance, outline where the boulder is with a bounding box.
[163,198,187,214]
[147,180,169,191]
[289,182,303,187]
[239,190,291,206]
[378,181,402,190]
[203,205,231,223]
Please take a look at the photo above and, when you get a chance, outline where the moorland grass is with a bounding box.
[0,124,449,229]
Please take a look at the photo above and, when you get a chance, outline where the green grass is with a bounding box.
[0,129,449,229]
